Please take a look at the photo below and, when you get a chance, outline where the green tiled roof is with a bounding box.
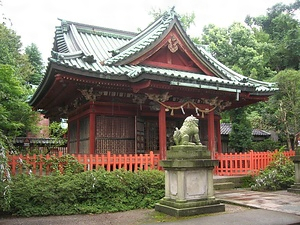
[32,8,278,106]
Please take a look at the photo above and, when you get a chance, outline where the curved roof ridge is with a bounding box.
[104,9,179,65]
[58,18,137,38]
[69,24,92,57]
[114,7,177,54]
[51,50,84,60]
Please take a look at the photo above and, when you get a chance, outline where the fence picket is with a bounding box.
[7,150,295,176]
[214,150,295,176]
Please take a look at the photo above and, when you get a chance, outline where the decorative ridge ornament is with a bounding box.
[168,35,179,53]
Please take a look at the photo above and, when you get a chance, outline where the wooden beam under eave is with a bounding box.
[131,80,152,93]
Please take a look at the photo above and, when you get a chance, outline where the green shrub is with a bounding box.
[251,150,295,191]
[3,169,165,217]
[41,154,84,175]
[240,175,255,188]
[250,139,280,152]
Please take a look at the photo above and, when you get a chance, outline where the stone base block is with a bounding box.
[287,183,300,194]
[155,201,225,217]
[155,198,225,217]
[168,145,211,159]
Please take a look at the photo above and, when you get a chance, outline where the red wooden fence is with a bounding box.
[8,151,160,176]
[214,150,295,176]
[8,150,296,176]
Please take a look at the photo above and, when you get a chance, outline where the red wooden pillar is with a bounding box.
[159,105,167,160]
[76,119,80,154]
[207,109,215,157]
[89,110,96,155]
[216,117,222,154]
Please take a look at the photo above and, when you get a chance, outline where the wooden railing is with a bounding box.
[7,150,296,176]
[8,151,160,176]
[214,150,295,176]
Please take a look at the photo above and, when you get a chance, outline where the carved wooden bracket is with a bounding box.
[145,92,172,102]
[202,97,231,110]
[78,87,102,101]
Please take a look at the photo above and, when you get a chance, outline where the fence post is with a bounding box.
[39,154,43,176]
[45,154,50,175]
[113,153,116,171]
[134,153,138,171]
[107,151,111,172]
[150,151,154,169]
[129,154,133,171]
[95,154,99,170]
[118,154,122,169]
[249,150,254,172]
[145,153,149,170]
[32,154,37,175]
[124,154,127,170]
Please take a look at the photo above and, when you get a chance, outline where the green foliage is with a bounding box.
[49,121,67,139]
[228,108,252,152]
[0,24,22,66]
[41,154,84,175]
[0,144,12,211]
[247,1,300,71]
[265,69,300,150]
[250,139,280,152]
[0,64,39,138]
[25,43,44,85]
[0,23,39,145]
[240,175,255,188]
[201,22,275,81]
[1,169,164,217]
[251,149,295,191]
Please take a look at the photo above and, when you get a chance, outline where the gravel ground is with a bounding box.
[0,204,250,225]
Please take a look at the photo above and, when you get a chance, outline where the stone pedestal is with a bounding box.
[288,149,300,194]
[155,145,225,217]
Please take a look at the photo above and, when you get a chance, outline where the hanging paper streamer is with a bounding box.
[155,100,217,117]
[181,106,185,114]
[195,107,200,116]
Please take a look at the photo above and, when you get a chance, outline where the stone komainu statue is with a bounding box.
[173,115,202,145]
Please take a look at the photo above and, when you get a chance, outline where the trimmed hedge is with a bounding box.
[0,169,165,217]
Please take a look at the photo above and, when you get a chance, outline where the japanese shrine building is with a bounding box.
[29,9,277,159]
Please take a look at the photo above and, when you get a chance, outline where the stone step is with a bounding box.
[213,176,244,190]
[213,182,235,190]
[287,184,300,194]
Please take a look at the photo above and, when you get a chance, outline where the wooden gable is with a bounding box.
[130,28,214,76]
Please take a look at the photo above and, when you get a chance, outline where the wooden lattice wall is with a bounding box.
[95,116,135,154]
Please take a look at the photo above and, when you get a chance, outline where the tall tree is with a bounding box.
[201,22,275,81]
[25,43,44,85]
[265,69,300,149]
[0,65,38,140]
[246,1,300,71]
[228,108,253,152]
[0,23,39,147]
